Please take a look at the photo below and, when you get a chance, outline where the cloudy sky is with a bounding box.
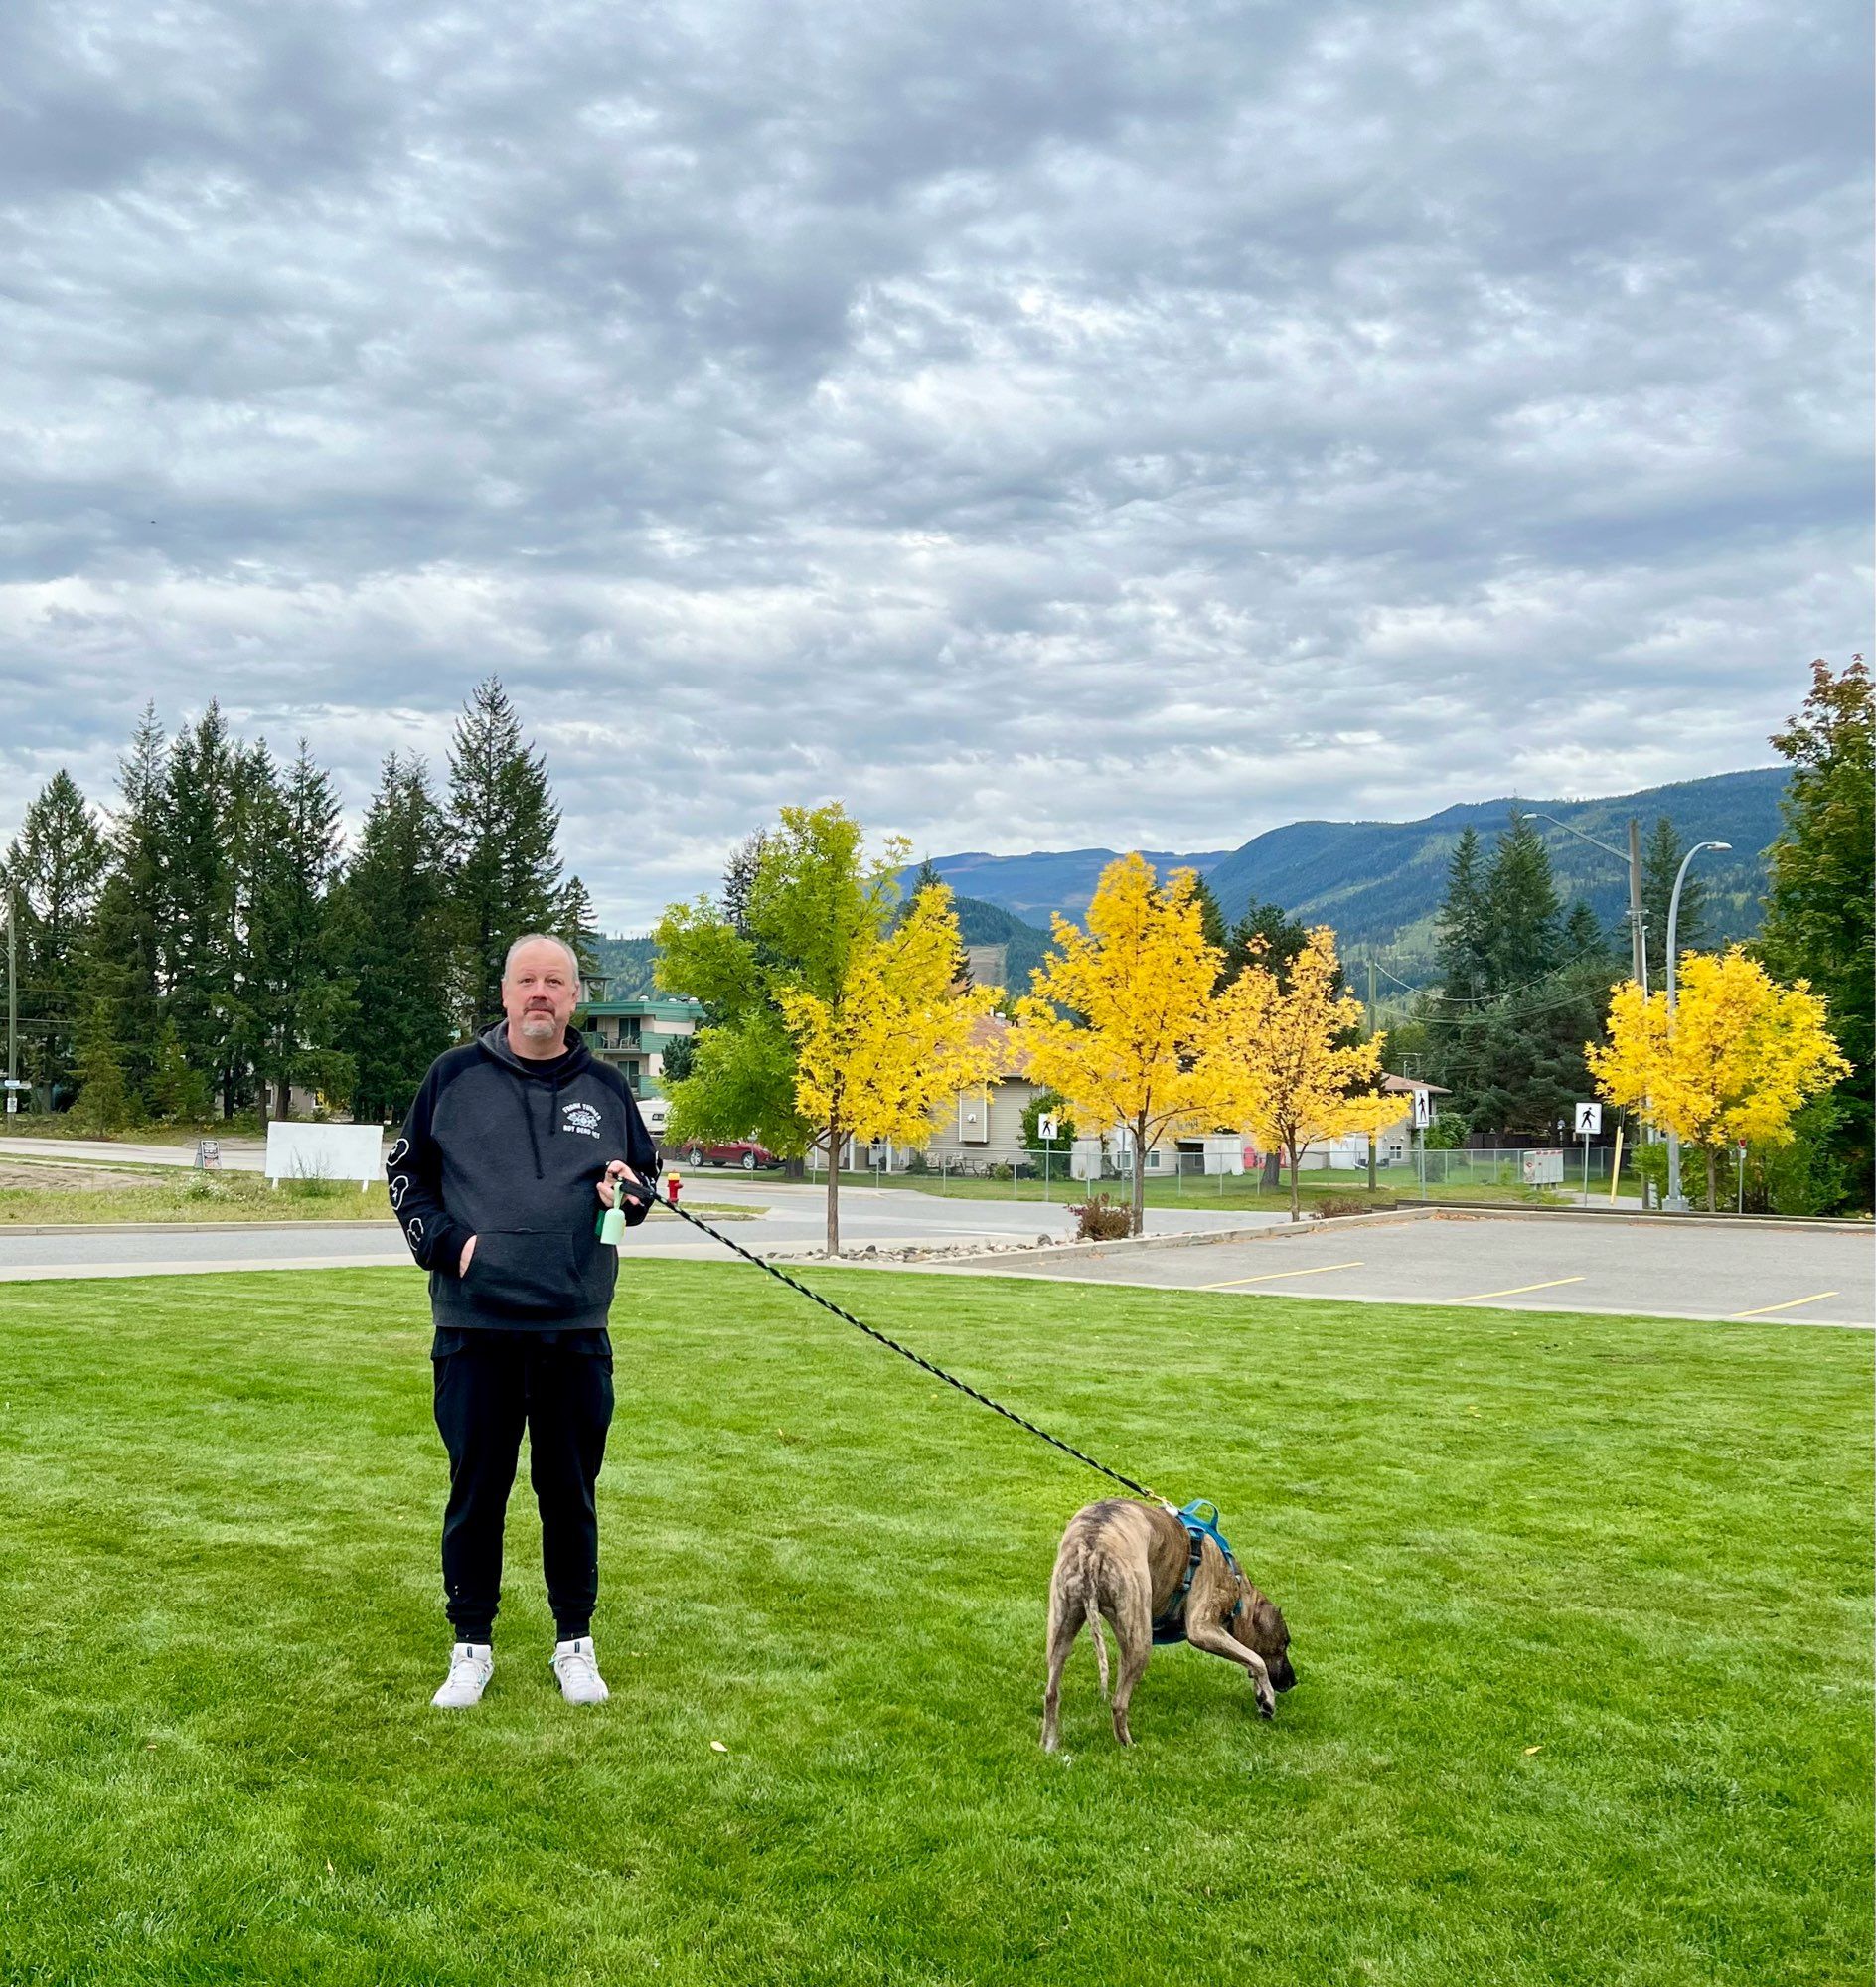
[1,0,1867,928]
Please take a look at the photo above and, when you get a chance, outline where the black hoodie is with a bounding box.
[390,1022,661,1332]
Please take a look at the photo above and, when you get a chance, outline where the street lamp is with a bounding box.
[1663,841,1731,1213]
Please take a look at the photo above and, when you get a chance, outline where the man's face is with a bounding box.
[502,942,579,1048]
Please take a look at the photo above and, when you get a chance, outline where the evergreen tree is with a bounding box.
[0,770,107,1099]
[1562,899,1613,965]
[907,856,969,984]
[1223,900,1309,989]
[558,875,602,981]
[71,994,131,1134]
[87,705,170,1108]
[1758,657,1874,1206]
[1642,816,1706,983]
[162,705,241,1111]
[247,740,354,1118]
[1435,828,1490,1002]
[445,678,564,1029]
[721,831,768,938]
[1483,811,1561,994]
[1188,873,1228,958]
[334,753,457,1122]
[146,1015,211,1123]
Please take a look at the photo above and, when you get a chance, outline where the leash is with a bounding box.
[641,1190,1172,1509]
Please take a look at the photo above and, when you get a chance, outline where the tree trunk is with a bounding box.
[1367,1132,1377,1193]
[1704,1146,1717,1213]
[825,1110,841,1257]
[1262,1149,1282,1191]
[274,1077,291,1122]
[1287,1135,1302,1222]
[1132,1115,1149,1235]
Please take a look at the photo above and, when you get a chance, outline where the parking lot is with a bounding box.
[939,1210,1874,1328]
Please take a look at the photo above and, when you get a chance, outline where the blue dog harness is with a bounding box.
[1151,1500,1246,1645]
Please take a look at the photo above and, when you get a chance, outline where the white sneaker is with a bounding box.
[550,1635,610,1705]
[431,1641,494,1708]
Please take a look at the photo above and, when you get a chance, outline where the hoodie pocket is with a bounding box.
[461,1229,582,1320]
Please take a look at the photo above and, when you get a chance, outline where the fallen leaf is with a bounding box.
[326,1857,335,1876]
[1523,1745,1542,1756]
[709,1739,729,1754]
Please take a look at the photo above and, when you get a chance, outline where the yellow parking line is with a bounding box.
[1200,1260,1363,1291]
[1731,1291,1839,1319]
[1455,1276,1585,1302]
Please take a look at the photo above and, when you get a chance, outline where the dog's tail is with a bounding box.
[1084,1594,1110,1703]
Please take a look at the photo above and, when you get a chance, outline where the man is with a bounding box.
[390,934,660,1709]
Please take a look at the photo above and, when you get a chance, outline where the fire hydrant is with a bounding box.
[666,1169,683,1206]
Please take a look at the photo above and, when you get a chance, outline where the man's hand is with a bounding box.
[459,1235,477,1276]
[597,1162,644,1210]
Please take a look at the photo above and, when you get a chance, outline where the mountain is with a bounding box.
[589,934,661,994]
[952,895,1054,994]
[915,768,1788,982]
[910,847,1233,927]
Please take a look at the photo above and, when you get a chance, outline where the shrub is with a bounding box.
[904,1151,930,1175]
[1068,1194,1131,1241]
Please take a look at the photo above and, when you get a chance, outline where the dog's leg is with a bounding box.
[1041,1580,1081,1753]
[1106,1568,1154,1748]
[1185,1611,1277,1718]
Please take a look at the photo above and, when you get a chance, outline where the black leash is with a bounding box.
[646,1192,1169,1508]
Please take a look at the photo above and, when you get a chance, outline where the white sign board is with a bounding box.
[1521,1148,1565,1185]
[1573,1102,1603,1138]
[265,1122,385,1189]
[1037,1114,1059,1142]
[1410,1089,1433,1130]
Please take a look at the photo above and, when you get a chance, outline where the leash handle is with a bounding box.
[653,1197,1169,1507]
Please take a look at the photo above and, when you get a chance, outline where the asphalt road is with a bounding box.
[0,1175,1263,1281]
[938,1209,1875,1328]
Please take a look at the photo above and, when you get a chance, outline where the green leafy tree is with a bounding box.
[1758,656,1874,1206]
[1641,817,1707,985]
[446,677,564,1030]
[1435,828,1490,1003]
[0,770,108,1099]
[333,753,457,1123]
[1020,1089,1075,1157]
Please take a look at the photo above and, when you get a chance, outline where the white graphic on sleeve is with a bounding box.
[388,1138,410,1168]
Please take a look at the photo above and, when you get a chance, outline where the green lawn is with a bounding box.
[0,1264,1868,1986]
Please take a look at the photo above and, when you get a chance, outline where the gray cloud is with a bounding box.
[0,0,1867,925]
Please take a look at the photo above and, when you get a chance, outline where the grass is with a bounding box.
[0,1264,1868,1986]
[0,1165,758,1225]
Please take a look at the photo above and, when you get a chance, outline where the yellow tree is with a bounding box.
[1013,852,1229,1236]
[777,881,1004,1255]
[1587,947,1849,1211]
[1211,926,1399,1222]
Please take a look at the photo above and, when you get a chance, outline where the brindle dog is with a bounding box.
[1041,1498,1295,1750]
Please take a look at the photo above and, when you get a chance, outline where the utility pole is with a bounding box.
[1663,841,1731,1213]
[1625,818,1647,995]
[4,882,16,1118]
[1366,955,1378,1192]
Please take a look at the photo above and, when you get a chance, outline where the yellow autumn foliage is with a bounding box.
[1210,925,1398,1219]
[1013,852,1231,1234]
[1587,948,1848,1166]
[776,881,1004,1151]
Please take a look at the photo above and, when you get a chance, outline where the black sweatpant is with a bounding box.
[431,1327,614,1644]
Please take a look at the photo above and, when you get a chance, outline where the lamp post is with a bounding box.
[1663,841,1731,1213]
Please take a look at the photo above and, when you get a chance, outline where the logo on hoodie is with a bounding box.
[561,1101,603,1140]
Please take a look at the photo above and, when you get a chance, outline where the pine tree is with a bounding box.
[445,678,564,1029]
[0,771,107,1098]
[1435,828,1490,1002]
[87,705,170,1108]
[247,740,353,1119]
[334,753,457,1122]
[1223,901,1309,989]
[1562,900,1613,964]
[1484,812,1561,994]
[1189,874,1228,958]
[908,857,969,984]
[558,875,602,981]
[146,1015,211,1123]
[71,995,131,1134]
[162,705,241,1111]
[1642,817,1706,984]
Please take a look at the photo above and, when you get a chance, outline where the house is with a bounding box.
[573,981,704,1136]
[1308,1075,1450,1169]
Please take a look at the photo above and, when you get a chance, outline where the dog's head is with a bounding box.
[1236,1584,1296,1693]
